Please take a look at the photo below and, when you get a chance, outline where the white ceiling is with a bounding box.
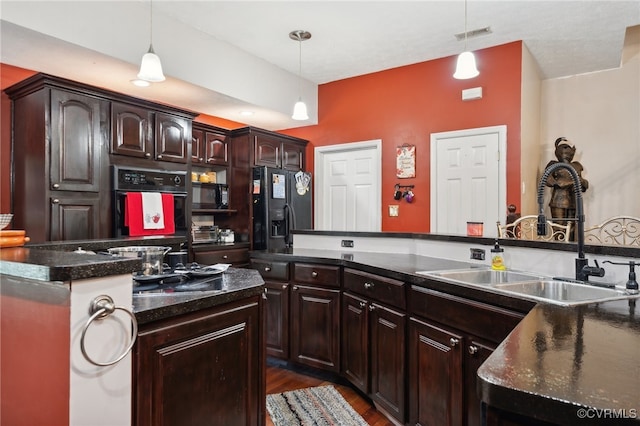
[1,1,639,130]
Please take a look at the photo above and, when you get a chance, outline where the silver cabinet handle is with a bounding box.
[264,266,272,272]
[368,304,375,311]
[282,284,288,290]
[222,255,228,259]
[199,157,204,161]
[52,183,60,189]
[359,301,367,308]
[449,337,459,347]
[468,345,478,355]
[80,295,138,367]
[144,152,151,158]
[311,271,318,278]
[292,286,298,291]
[364,282,374,289]
[52,199,60,204]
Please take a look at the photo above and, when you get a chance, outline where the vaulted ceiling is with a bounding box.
[2,1,638,130]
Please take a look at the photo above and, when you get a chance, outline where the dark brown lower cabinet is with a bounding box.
[290,284,341,372]
[342,291,406,422]
[133,296,264,426]
[409,284,526,426]
[409,317,464,426]
[264,280,290,359]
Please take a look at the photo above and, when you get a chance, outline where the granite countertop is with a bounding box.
[133,267,264,324]
[0,247,141,282]
[478,299,640,424]
[251,248,537,313]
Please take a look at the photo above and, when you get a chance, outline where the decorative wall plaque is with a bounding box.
[396,145,416,178]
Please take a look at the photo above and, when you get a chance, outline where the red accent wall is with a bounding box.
[1,64,37,216]
[1,292,70,425]
[281,41,523,232]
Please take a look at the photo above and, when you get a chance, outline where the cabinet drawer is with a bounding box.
[344,268,405,309]
[194,248,249,266]
[293,263,341,288]
[410,285,524,344]
[250,259,289,281]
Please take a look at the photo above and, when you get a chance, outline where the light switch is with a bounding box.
[389,205,399,217]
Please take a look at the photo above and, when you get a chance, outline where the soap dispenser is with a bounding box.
[491,240,507,271]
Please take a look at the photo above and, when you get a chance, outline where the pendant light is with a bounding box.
[137,0,165,83]
[290,30,311,121]
[453,0,479,79]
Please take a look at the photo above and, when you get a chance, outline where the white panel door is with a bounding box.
[315,140,382,231]
[430,126,507,237]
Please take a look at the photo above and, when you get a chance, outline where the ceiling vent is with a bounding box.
[455,26,492,41]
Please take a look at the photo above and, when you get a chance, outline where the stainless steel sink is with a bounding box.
[493,280,636,306]
[417,269,544,286]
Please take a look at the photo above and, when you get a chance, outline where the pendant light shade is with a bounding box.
[453,0,479,80]
[138,44,165,82]
[453,51,479,79]
[136,0,165,84]
[292,98,309,121]
[290,30,311,121]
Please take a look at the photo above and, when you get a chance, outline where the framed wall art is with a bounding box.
[396,144,416,178]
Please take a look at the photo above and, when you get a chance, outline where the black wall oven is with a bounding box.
[112,166,188,238]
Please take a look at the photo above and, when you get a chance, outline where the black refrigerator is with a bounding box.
[252,166,312,250]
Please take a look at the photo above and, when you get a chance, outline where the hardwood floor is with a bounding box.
[265,365,394,426]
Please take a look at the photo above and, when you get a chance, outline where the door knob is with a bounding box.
[52,199,60,204]
[468,345,479,355]
[449,337,459,347]
[264,266,271,272]
[144,152,151,158]
[364,282,374,289]
[52,183,60,189]
[311,271,318,278]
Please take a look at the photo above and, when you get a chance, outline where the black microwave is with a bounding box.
[193,183,229,209]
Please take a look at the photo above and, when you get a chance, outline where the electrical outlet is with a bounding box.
[470,248,486,261]
[341,240,354,248]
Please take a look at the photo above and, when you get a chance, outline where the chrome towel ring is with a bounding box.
[80,295,138,367]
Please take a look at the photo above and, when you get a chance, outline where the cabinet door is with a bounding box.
[265,280,290,359]
[370,303,406,422]
[205,130,229,166]
[465,338,496,426]
[254,134,281,168]
[155,112,190,163]
[409,317,463,426]
[134,298,262,426]
[110,101,153,159]
[342,292,369,393]
[191,127,205,164]
[290,284,340,372]
[49,194,101,242]
[50,90,105,192]
[282,141,305,171]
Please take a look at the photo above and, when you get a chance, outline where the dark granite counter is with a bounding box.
[133,267,264,324]
[478,299,640,424]
[251,248,537,313]
[0,247,140,281]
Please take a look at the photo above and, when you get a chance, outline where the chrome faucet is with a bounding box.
[537,162,605,282]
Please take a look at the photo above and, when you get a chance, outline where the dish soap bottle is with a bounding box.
[491,240,506,270]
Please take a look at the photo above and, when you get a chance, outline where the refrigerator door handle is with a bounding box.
[284,203,297,248]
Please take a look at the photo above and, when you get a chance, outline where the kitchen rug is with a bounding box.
[266,385,369,426]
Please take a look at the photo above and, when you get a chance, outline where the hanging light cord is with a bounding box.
[297,36,303,97]
[463,0,468,51]
[149,0,154,50]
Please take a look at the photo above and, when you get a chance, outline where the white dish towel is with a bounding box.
[141,192,165,229]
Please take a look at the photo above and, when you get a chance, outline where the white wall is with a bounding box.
[293,233,634,287]
[539,47,640,226]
